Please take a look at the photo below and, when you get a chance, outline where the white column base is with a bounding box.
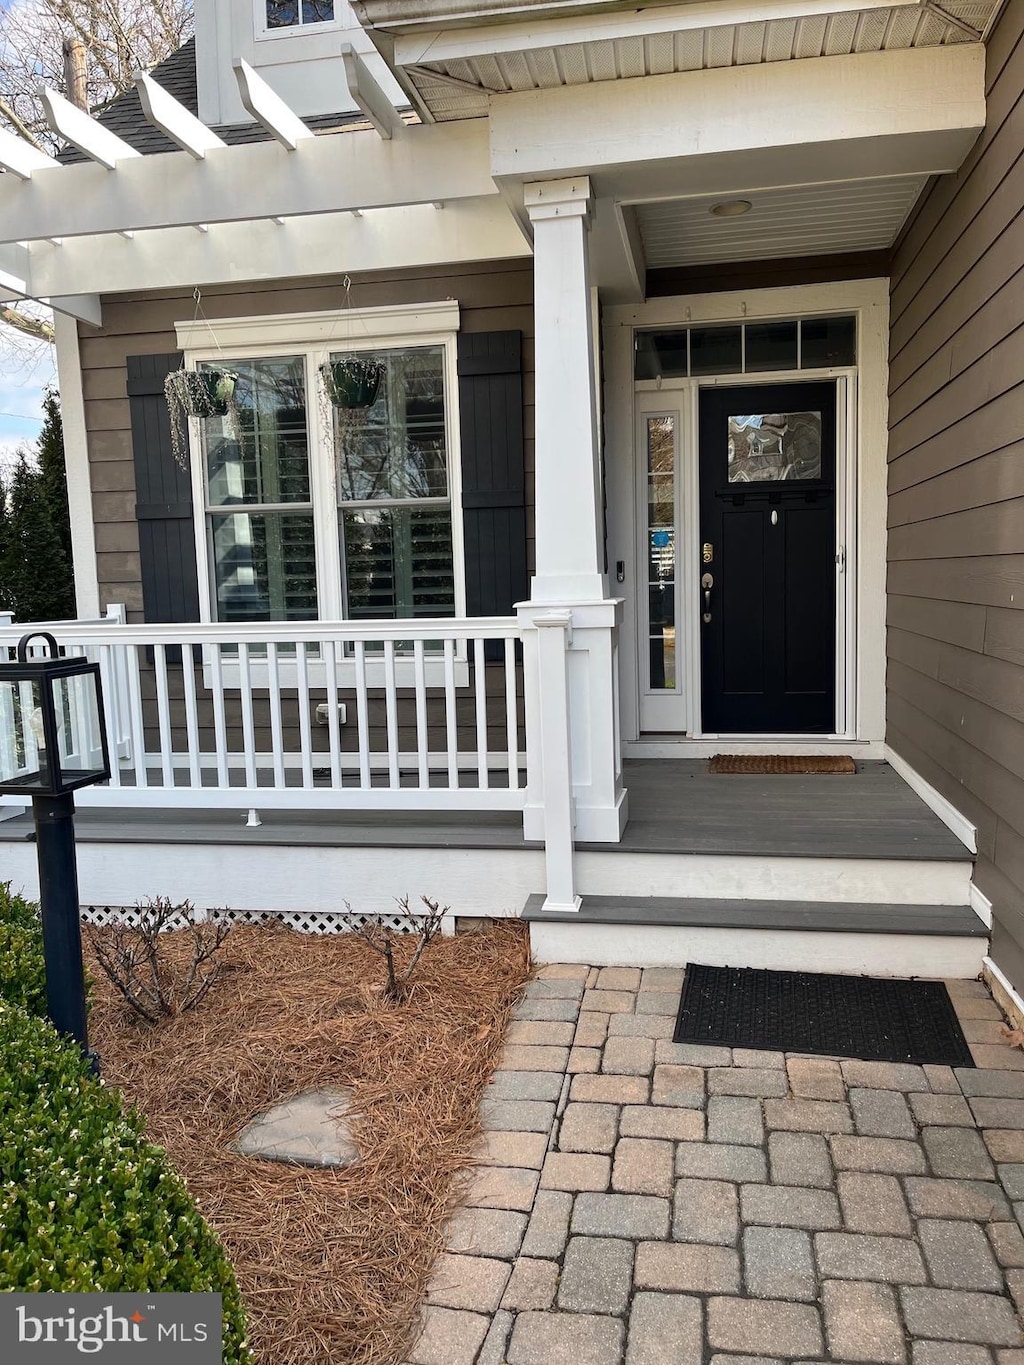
[540,894,583,914]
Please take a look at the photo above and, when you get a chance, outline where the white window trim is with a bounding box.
[254,0,346,42]
[177,302,465,686]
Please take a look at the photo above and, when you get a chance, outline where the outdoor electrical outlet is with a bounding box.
[315,702,348,726]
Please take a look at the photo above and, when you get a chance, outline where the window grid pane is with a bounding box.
[634,315,856,380]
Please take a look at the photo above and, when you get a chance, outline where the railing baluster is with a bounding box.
[125,643,148,789]
[504,635,519,791]
[209,642,230,789]
[267,642,285,790]
[384,639,399,790]
[325,639,342,789]
[413,639,429,789]
[181,644,201,789]
[238,642,257,791]
[443,637,458,790]
[354,640,371,789]
[97,644,122,786]
[474,636,489,791]
[296,640,314,789]
[153,643,174,789]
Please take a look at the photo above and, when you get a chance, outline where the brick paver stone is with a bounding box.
[910,1093,975,1127]
[476,1309,513,1365]
[536,964,591,981]
[464,1165,539,1211]
[596,967,642,991]
[998,1164,1024,1198]
[540,1152,610,1192]
[514,998,580,1023]
[625,1291,702,1365]
[481,1099,557,1133]
[476,1130,549,1169]
[571,1074,649,1105]
[822,1281,905,1364]
[574,1012,610,1048]
[567,1046,601,1074]
[620,1103,704,1141]
[500,1258,559,1311]
[851,1088,916,1138]
[710,1067,788,1098]
[905,1178,1010,1221]
[841,1060,927,1091]
[830,1136,927,1175]
[427,1254,512,1312]
[708,1297,824,1357]
[741,1183,842,1230]
[603,1036,656,1076]
[814,1232,927,1284]
[923,1127,996,1180]
[612,1136,675,1195]
[652,1064,705,1108]
[571,1192,670,1240]
[676,1141,768,1183]
[970,1100,1024,1130]
[912,1344,995,1365]
[989,1221,1024,1267]
[526,979,585,1001]
[787,1057,846,1100]
[636,990,680,1016]
[918,1219,1004,1291]
[957,1072,1024,1099]
[501,1044,570,1073]
[673,1177,739,1245]
[507,1311,625,1365]
[764,1098,854,1133]
[900,1288,1022,1346]
[634,1240,741,1294]
[641,967,685,992]
[657,1041,732,1066]
[446,1207,527,1259]
[611,1014,678,1040]
[969,1046,1024,1070]
[733,1049,786,1069]
[581,988,636,1014]
[558,1103,619,1154]
[708,1096,764,1146]
[557,1236,634,1314]
[519,1190,572,1259]
[837,1172,913,1235]
[507,1021,577,1047]
[488,1071,564,1101]
[408,1306,490,1365]
[743,1225,817,1301]
[923,1065,963,1094]
[985,1131,1024,1162]
[769,1132,834,1189]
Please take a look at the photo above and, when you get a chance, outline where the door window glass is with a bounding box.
[727,411,822,483]
[646,415,676,689]
[635,315,855,379]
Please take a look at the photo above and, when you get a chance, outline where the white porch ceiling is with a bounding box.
[633,174,929,267]
[399,4,995,121]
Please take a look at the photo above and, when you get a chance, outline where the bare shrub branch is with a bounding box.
[338,896,450,1003]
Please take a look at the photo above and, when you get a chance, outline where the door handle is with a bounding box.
[701,572,713,623]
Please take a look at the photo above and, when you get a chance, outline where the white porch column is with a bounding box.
[520,176,627,847]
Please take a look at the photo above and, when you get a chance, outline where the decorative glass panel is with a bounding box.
[334,347,448,502]
[801,315,856,368]
[210,512,318,623]
[0,680,42,785]
[689,325,742,376]
[342,508,455,621]
[727,412,822,483]
[51,673,104,780]
[745,321,798,373]
[204,357,310,507]
[266,0,334,26]
[646,416,676,690]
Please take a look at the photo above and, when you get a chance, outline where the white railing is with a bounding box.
[0,611,527,815]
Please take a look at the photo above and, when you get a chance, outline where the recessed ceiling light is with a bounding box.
[709,199,753,218]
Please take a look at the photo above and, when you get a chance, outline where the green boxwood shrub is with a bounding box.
[0,1001,252,1363]
[0,881,47,1016]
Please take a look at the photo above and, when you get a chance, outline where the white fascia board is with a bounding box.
[490,44,986,183]
[27,199,528,299]
[0,119,494,247]
[174,299,461,351]
[394,0,917,64]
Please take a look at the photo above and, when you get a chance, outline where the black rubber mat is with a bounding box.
[674,963,975,1066]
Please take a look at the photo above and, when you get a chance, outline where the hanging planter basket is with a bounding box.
[320,357,384,411]
[164,367,239,470]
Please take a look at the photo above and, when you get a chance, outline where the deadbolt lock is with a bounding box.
[702,542,714,565]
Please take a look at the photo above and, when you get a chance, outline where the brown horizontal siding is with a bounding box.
[80,258,536,615]
[887,0,1024,991]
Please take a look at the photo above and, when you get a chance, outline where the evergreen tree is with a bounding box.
[1,452,74,622]
[0,471,11,613]
[37,388,72,569]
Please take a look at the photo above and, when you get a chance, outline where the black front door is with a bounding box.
[699,381,837,734]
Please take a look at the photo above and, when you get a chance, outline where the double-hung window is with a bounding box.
[185,303,464,634]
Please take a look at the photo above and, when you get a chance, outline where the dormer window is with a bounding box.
[265,1,336,29]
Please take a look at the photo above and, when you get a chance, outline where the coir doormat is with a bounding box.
[708,755,857,774]
[674,963,974,1067]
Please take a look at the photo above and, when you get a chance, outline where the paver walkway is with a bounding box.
[408,964,1024,1365]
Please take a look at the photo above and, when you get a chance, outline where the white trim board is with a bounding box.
[624,740,887,759]
[883,744,978,855]
[174,300,461,351]
[984,955,1024,1031]
[54,312,99,618]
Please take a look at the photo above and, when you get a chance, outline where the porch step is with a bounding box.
[523,894,988,978]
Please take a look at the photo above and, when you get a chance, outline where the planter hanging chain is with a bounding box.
[165,288,240,469]
[318,276,385,435]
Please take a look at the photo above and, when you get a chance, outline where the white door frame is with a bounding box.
[604,278,890,756]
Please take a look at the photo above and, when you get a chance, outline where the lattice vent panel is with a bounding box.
[82,906,424,935]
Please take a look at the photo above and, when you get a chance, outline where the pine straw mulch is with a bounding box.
[83,919,532,1365]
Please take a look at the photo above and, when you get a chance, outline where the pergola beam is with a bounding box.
[0,118,494,246]
[233,59,315,150]
[0,126,60,180]
[135,71,228,159]
[341,43,404,140]
[39,85,141,170]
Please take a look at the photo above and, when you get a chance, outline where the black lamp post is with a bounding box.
[0,632,110,1067]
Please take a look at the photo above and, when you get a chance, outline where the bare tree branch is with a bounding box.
[1,308,55,344]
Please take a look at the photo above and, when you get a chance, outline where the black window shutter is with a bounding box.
[457,331,527,627]
[127,353,201,624]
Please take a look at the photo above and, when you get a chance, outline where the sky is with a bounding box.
[0,330,55,476]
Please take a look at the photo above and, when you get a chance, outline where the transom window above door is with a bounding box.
[634,315,856,381]
[263,1,338,31]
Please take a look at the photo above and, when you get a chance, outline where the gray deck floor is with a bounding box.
[0,761,971,863]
